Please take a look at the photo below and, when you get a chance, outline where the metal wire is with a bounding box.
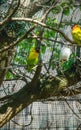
[0,80,81,130]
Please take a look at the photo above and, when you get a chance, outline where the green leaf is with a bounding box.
[6,71,13,79]
[61,57,75,71]
[79,6,81,10]
[41,46,46,54]
[52,6,62,14]
[63,7,70,16]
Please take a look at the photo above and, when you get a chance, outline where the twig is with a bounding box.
[41,0,59,21]
[0,0,20,26]
[30,35,64,45]
[0,1,75,54]
[9,67,32,83]
[0,95,12,102]
[76,123,81,130]
[11,104,33,127]
[65,99,81,120]
[0,26,35,53]
[11,17,75,44]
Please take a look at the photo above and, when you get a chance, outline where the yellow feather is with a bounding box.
[27,48,39,72]
[28,48,39,60]
[72,25,81,46]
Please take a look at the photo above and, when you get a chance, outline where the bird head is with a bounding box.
[71,24,81,32]
[35,47,40,53]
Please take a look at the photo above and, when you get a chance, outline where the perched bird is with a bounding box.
[71,24,81,46]
[27,47,40,72]
[60,46,72,61]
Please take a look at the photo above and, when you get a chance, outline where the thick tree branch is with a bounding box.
[0,61,81,127]
[0,0,81,128]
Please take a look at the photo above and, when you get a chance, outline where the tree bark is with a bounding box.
[0,63,81,127]
[0,0,51,86]
[0,0,81,128]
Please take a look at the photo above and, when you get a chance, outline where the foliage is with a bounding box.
[5,0,81,80]
[0,0,81,127]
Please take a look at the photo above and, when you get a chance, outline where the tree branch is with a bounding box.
[0,17,76,53]
[65,99,81,120]
[20,0,52,18]
[0,0,20,26]
[11,17,76,45]
[0,26,35,53]
[0,61,81,127]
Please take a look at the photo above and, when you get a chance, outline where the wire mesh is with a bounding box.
[0,80,81,130]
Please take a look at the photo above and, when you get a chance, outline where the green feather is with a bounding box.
[27,58,38,72]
